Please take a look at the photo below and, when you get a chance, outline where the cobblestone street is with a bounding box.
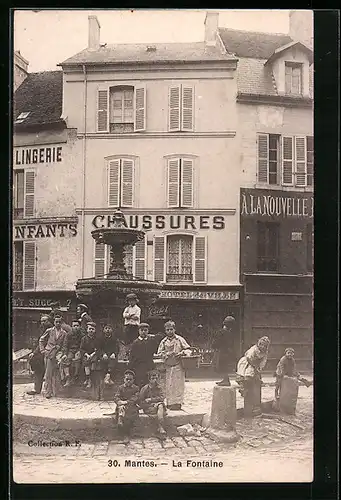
[12,380,313,483]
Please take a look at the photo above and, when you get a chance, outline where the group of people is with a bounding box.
[27,295,193,413]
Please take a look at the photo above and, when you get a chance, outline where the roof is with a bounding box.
[218,28,293,59]
[60,42,235,66]
[13,71,64,128]
[219,28,313,99]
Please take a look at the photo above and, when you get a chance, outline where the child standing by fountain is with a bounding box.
[122,293,141,356]
[274,347,312,400]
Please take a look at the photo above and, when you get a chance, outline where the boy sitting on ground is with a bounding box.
[114,370,140,443]
[274,347,312,400]
[139,370,167,438]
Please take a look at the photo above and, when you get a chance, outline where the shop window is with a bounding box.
[257,221,280,272]
[285,62,303,95]
[167,157,194,208]
[168,85,194,132]
[97,85,146,133]
[107,157,135,208]
[153,235,206,283]
[306,223,313,272]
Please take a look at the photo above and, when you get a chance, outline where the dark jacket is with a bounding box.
[99,334,120,357]
[129,334,162,372]
[63,330,82,352]
[80,335,98,355]
[139,383,165,405]
[114,384,140,405]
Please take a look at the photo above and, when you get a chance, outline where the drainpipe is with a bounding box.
[81,64,88,278]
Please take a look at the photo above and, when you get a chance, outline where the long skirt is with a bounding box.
[165,364,185,406]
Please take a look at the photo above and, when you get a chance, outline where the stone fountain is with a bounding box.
[75,209,163,318]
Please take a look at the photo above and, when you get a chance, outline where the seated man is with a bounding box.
[274,347,312,400]
[60,319,83,386]
[114,370,140,443]
[139,370,167,437]
[80,322,98,389]
[100,324,120,385]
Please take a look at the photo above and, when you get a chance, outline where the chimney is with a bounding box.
[14,50,29,92]
[289,10,313,48]
[204,11,219,46]
[88,15,101,50]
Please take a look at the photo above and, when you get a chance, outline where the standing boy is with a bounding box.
[39,315,68,399]
[139,370,167,437]
[114,370,140,443]
[122,293,141,349]
[77,304,93,336]
[26,315,52,396]
[128,323,162,388]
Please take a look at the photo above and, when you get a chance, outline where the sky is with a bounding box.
[14,9,292,72]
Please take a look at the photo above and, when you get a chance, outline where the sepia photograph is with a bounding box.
[12,8,314,483]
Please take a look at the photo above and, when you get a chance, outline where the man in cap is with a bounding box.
[26,315,53,395]
[77,304,93,336]
[128,323,163,388]
[212,316,236,387]
[122,293,141,352]
[48,303,72,335]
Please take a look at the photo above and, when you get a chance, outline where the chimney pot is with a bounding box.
[204,11,219,46]
[88,15,101,50]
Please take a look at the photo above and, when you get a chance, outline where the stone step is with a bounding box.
[13,410,205,443]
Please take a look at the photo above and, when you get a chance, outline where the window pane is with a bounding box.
[269,135,278,150]
[167,235,193,280]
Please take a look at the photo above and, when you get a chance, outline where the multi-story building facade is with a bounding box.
[13,70,81,348]
[219,10,314,370]
[58,13,243,350]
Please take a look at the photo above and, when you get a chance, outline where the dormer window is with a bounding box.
[14,112,30,124]
[285,62,303,95]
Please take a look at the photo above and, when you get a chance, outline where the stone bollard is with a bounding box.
[244,378,262,418]
[279,376,299,415]
[206,386,240,443]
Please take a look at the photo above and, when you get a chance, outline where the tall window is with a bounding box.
[13,241,23,290]
[107,158,135,208]
[306,223,313,272]
[13,170,24,218]
[257,222,280,272]
[285,62,303,95]
[94,238,146,280]
[97,85,146,133]
[110,87,134,133]
[167,235,193,282]
[167,157,194,208]
[257,134,314,188]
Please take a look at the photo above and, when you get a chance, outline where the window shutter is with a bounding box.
[282,136,294,185]
[23,241,36,290]
[153,236,165,282]
[295,136,307,187]
[24,170,35,217]
[124,244,133,276]
[257,134,269,183]
[194,236,207,283]
[133,237,146,279]
[121,159,134,207]
[181,86,194,131]
[168,86,181,132]
[108,159,120,207]
[134,85,146,132]
[181,158,194,207]
[94,242,108,278]
[97,88,109,132]
[167,158,180,208]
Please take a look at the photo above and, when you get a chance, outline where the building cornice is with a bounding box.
[13,216,78,225]
[76,208,236,216]
[237,93,313,108]
[77,131,236,140]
